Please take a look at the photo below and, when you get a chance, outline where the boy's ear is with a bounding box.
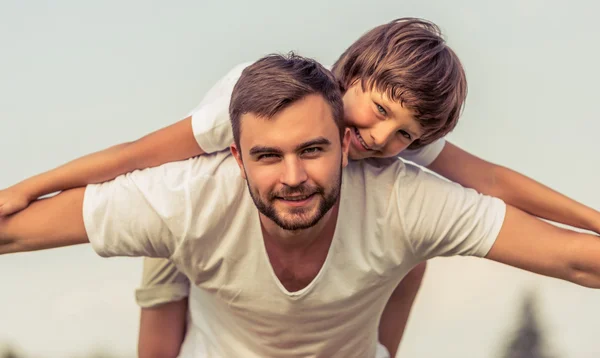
[230,144,246,179]
[341,128,351,167]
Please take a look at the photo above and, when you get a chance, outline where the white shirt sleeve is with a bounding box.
[397,138,446,167]
[83,152,241,258]
[83,171,180,259]
[189,62,251,153]
[395,163,506,261]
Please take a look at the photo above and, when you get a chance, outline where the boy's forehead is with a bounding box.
[239,95,340,151]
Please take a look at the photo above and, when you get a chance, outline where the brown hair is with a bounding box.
[332,17,467,149]
[230,53,344,150]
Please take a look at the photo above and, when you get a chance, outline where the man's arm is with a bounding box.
[0,187,89,254]
[138,299,188,358]
[486,204,600,288]
[1,151,238,257]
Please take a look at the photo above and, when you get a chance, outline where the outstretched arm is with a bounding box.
[486,204,600,288]
[0,117,203,216]
[0,187,89,254]
[428,142,600,233]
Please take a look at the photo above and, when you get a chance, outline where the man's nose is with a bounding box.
[280,157,308,187]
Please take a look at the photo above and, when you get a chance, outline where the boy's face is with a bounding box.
[342,82,423,160]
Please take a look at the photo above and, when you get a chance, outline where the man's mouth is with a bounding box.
[352,127,371,151]
[280,194,313,201]
[276,193,316,207]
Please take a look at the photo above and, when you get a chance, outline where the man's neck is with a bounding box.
[258,203,340,292]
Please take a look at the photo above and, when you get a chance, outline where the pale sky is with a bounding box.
[1,1,599,357]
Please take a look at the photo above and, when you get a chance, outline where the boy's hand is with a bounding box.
[0,186,33,216]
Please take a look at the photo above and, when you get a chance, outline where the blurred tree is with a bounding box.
[0,346,23,358]
[500,291,557,358]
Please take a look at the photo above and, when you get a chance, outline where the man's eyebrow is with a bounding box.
[249,146,283,156]
[294,137,332,151]
[248,137,332,156]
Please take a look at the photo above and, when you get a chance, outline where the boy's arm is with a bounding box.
[486,204,600,288]
[427,142,600,233]
[0,117,203,216]
[138,299,188,358]
[136,257,191,358]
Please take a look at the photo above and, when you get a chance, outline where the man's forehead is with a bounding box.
[239,95,340,151]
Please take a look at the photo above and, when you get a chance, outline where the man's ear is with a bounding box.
[341,128,351,167]
[230,143,247,179]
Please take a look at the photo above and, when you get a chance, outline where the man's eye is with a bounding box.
[375,103,387,116]
[398,130,412,140]
[257,154,279,160]
[302,147,322,155]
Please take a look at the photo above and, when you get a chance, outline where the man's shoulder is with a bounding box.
[343,157,451,201]
[344,157,423,183]
[160,150,240,178]
[120,151,244,203]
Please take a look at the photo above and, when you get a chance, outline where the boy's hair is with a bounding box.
[332,18,467,149]
[230,53,345,151]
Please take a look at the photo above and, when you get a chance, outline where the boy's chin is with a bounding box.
[348,147,371,160]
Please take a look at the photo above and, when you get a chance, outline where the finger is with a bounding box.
[0,203,19,217]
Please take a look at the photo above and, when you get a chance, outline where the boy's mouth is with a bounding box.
[351,127,371,151]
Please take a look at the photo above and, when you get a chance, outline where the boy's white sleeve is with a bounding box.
[396,164,507,261]
[398,138,446,167]
[189,63,250,153]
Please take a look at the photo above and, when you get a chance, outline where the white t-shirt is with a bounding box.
[83,153,505,358]
[189,63,446,166]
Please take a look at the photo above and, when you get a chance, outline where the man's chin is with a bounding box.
[271,207,323,231]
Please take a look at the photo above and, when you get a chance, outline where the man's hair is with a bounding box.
[332,17,467,149]
[230,53,344,150]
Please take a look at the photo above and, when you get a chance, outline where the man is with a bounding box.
[1,54,599,358]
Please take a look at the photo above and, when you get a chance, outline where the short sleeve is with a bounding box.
[189,62,250,153]
[395,164,506,261]
[83,173,179,258]
[398,138,446,167]
[135,257,190,308]
[83,151,243,259]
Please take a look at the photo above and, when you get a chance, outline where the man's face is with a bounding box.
[231,94,350,231]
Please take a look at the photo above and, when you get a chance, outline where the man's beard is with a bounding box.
[246,167,342,231]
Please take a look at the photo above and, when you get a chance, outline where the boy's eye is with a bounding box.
[398,130,412,140]
[375,103,387,116]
